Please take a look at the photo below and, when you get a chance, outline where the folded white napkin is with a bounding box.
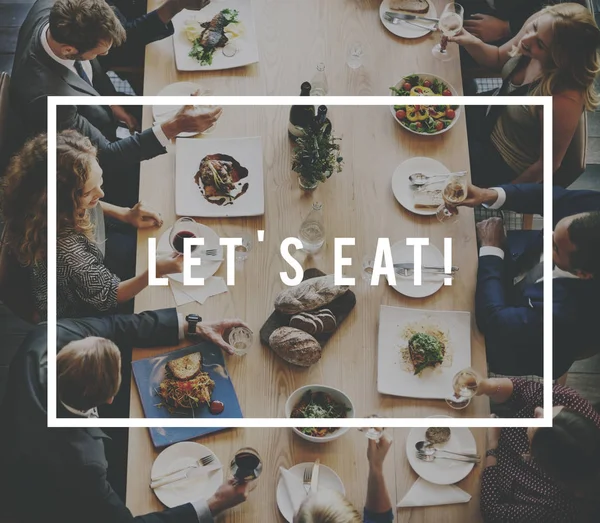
[397,478,471,508]
[279,467,306,514]
[169,277,228,305]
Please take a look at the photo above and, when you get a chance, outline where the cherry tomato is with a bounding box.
[414,105,421,111]
[442,89,452,96]
[403,82,412,91]
[435,121,445,131]
[396,109,407,120]
[423,80,432,88]
[446,108,456,119]
[415,122,423,129]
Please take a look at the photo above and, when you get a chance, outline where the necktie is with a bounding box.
[74,60,92,86]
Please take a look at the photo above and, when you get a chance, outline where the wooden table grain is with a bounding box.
[126,427,485,522]
[128,1,488,519]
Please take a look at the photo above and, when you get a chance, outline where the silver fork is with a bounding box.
[302,467,312,495]
[385,15,438,31]
[416,453,480,464]
[198,248,218,256]
[151,454,215,481]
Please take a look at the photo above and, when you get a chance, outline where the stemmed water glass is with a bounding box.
[436,171,468,224]
[432,3,464,62]
[358,415,385,442]
[445,368,481,409]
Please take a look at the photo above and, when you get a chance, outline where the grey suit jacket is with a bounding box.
[11,0,166,169]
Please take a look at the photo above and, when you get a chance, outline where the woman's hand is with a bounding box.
[156,252,184,277]
[110,105,140,134]
[367,433,393,472]
[126,201,163,229]
[197,319,253,355]
[447,28,481,47]
[486,414,501,450]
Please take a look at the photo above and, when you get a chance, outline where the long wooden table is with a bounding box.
[128,1,488,519]
[126,427,485,522]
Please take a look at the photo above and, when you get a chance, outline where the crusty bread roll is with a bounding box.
[274,275,349,314]
[269,327,322,367]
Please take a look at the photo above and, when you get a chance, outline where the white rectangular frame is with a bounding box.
[47,95,553,428]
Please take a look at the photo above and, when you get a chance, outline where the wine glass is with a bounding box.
[445,368,481,410]
[436,171,468,224]
[230,447,262,486]
[169,217,200,254]
[347,42,364,69]
[358,415,385,442]
[432,3,464,62]
[234,234,253,262]
[226,326,253,356]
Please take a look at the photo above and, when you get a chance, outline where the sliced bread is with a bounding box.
[389,0,429,15]
[167,352,202,380]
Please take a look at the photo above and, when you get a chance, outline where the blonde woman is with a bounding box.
[450,3,600,186]
[294,435,394,523]
[1,130,182,320]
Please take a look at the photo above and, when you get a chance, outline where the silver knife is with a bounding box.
[150,463,222,489]
[385,15,437,31]
[385,11,439,23]
[310,459,320,494]
[394,263,459,273]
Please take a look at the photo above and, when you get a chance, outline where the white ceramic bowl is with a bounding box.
[285,385,355,443]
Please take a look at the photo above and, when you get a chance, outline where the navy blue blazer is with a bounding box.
[476,184,600,378]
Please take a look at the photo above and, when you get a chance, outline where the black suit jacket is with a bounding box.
[10,0,166,169]
[476,184,600,378]
[0,308,199,523]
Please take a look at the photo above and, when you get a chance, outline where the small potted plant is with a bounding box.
[292,124,343,191]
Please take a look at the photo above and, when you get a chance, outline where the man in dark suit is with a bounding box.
[457,183,600,378]
[0,308,251,523]
[11,0,221,204]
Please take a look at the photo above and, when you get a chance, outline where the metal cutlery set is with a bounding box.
[150,454,221,489]
[302,459,320,495]
[415,441,480,464]
[384,11,439,31]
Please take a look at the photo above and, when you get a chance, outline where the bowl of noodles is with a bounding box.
[285,385,355,443]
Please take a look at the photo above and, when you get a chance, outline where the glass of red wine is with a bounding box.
[230,447,262,487]
[169,217,200,254]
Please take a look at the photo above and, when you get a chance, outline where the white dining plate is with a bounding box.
[175,136,265,217]
[379,0,438,39]
[172,1,259,71]
[406,420,476,485]
[392,157,450,216]
[151,442,223,508]
[377,305,471,399]
[276,463,345,522]
[152,82,206,137]
[386,240,444,298]
[156,223,223,283]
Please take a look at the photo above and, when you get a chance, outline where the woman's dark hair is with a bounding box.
[531,408,600,492]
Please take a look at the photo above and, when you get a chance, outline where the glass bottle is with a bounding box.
[299,202,325,253]
[288,81,314,141]
[314,105,332,136]
[310,63,329,96]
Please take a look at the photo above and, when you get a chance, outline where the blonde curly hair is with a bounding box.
[1,130,97,266]
[294,490,362,523]
[512,3,600,110]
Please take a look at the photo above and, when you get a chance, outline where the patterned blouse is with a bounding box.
[481,379,600,522]
[31,231,120,320]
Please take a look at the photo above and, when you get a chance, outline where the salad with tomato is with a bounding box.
[390,75,459,134]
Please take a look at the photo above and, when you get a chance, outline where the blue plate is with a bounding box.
[132,341,243,447]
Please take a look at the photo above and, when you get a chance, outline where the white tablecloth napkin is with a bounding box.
[169,277,228,305]
[279,467,306,514]
[398,478,471,508]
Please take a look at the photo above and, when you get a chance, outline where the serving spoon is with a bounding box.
[416,441,480,459]
[409,171,467,186]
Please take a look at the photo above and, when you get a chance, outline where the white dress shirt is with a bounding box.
[478,187,580,282]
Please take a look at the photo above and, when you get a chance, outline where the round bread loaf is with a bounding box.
[274,275,349,314]
[268,327,322,367]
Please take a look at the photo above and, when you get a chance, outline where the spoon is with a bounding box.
[409,171,467,186]
[415,441,480,459]
[416,453,480,463]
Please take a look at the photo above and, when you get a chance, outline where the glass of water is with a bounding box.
[234,234,253,262]
[227,326,253,356]
[445,367,481,410]
[362,254,375,283]
[358,415,385,442]
[347,42,364,69]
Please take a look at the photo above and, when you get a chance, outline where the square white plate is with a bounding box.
[377,305,471,399]
[175,136,265,217]
[172,2,259,71]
